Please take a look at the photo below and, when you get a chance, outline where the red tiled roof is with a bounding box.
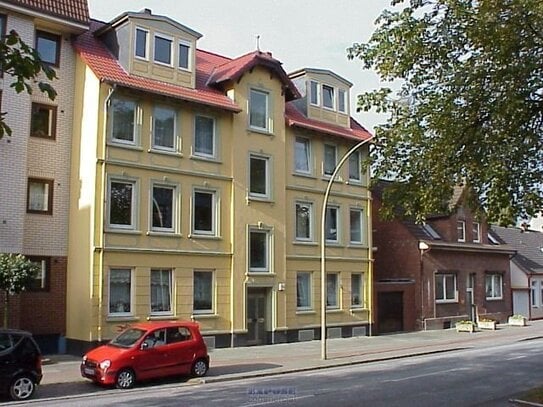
[2,0,89,25]
[285,103,373,142]
[207,50,301,101]
[73,20,241,112]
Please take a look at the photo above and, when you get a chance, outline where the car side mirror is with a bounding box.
[140,342,149,350]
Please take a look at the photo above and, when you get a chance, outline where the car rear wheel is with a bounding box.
[191,358,208,377]
[115,368,135,389]
[9,374,35,401]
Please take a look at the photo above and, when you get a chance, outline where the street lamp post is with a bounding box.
[321,137,373,360]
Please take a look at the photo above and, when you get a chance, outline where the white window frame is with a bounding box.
[435,273,458,303]
[531,280,539,307]
[153,32,173,66]
[248,227,271,273]
[150,268,173,316]
[473,222,481,243]
[108,178,138,230]
[351,273,364,308]
[295,201,314,242]
[325,205,340,243]
[326,273,339,309]
[193,270,215,314]
[309,80,320,106]
[193,114,216,159]
[323,144,337,177]
[109,97,140,146]
[249,88,271,132]
[348,150,361,182]
[485,273,503,300]
[457,220,466,242]
[249,153,271,200]
[296,272,312,311]
[134,27,149,60]
[178,39,191,70]
[294,136,311,175]
[322,84,335,110]
[108,268,134,316]
[150,182,177,233]
[349,208,364,245]
[151,105,177,152]
[27,178,53,214]
[338,88,347,113]
[192,189,218,236]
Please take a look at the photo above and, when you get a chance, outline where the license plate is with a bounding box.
[84,367,94,375]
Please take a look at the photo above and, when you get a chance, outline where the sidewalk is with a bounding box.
[41,320,543,386]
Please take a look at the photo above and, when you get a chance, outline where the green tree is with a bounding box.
[0,29,57,138]
[0,254,39,328]
[348,0,543,225]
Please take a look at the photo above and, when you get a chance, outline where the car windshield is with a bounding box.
[109,328,146,348]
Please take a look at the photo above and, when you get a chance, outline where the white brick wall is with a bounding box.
[0,11,77,256]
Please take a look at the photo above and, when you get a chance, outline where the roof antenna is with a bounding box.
[256,35,261,52]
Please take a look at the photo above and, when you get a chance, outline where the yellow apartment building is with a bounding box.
[67,9,373,353]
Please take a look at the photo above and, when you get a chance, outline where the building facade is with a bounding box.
[66,9,373,353]
[0,0,89,352]
[372,183,513,333]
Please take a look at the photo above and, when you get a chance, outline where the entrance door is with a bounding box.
[247,288,267,346]
[466,273,476,321]
[377,291,403,334]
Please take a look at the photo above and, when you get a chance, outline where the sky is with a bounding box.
[88,0,392,132]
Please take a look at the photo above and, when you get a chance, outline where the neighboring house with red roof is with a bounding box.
[372,181,514,333]
[0,0,89,353]
[490,225,543,320]
[66,8,373,353]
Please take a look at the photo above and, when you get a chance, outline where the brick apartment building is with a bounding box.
[0,0,89,352]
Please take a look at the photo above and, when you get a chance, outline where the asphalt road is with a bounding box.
[10,339,543,406]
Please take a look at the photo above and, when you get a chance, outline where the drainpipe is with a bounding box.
[97,84,116,342]
[418,242,430,329]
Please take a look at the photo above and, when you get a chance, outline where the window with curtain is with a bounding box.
[297,272,311,309]
[109,269,132,314]
[326,274,339,308]
[194,115,215,157]
[296,202,312,241]
[294,137,310,174]
[151,269,172,314]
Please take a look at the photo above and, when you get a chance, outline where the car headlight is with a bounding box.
[99,360,111,369]
[82,355,87,362]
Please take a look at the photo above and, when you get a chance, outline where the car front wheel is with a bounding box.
[9,374,35,401]
[115,368,135,389]
[191,358,208,377]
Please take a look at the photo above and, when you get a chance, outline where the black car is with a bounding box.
[0,329,42,400]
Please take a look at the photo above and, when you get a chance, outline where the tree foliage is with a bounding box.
[0,254,39,328]
[0,29,57,139]
[348,0,543,225]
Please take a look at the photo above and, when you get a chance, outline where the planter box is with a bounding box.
[456,322,475,333]
[508,316,527,326]
[477,320,497,330]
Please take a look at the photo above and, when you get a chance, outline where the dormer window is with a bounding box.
[322,84,335,109]
[310,80,320,106]
[338,89,347,113]
[154,33,173,66]
[178,40,191,70]
[135,27,148,59]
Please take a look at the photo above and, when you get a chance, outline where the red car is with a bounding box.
[81,321,209,389]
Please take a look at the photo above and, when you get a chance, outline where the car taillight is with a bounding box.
[36,356,42,370]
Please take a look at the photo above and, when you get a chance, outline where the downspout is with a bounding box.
[97,84,116,342]
[367,193,374,337]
